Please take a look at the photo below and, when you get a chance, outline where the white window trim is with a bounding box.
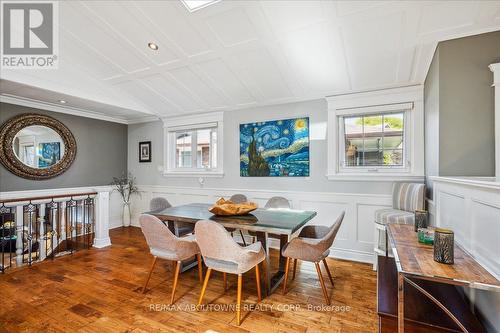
[162,112,224,178]
[326,86,425,182]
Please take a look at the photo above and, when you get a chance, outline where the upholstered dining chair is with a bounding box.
[139,214,203,304]
[249,196,291,242]
[282,211,345,305]
[226,194,248,246]
[149,197,194,236]
[373,183,425,269]
[195,220,265,326]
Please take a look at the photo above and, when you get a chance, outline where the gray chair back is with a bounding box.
[150,197,171,212]
[265,196,290,209]
[229,194,247,204]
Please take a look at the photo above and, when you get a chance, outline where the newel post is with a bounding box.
[93,190,111,248]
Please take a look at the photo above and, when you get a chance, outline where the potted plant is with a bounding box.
[111,173,140,227]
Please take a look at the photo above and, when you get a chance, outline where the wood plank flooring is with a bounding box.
[0,227,377,333]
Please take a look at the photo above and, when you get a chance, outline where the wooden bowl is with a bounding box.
[209,198,258,216]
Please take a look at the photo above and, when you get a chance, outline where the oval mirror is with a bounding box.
[0,113,76,180]
[12,125,66,169]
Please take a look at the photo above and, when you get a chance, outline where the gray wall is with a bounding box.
[424,30,500,333]
[424,30,500,197]
[424,47,440,198]
[128,98,394,195]
[0,102,128,191]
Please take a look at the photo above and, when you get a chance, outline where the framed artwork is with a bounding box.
[139,141,151,163]
[240,117,310,177]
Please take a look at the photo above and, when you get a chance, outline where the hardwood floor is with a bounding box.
[0,227,377,333]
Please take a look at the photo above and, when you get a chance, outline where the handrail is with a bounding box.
[0,192,98,204]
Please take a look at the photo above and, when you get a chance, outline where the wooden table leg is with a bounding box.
[398,272,404,333]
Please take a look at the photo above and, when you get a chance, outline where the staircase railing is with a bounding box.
[0,190,111,273]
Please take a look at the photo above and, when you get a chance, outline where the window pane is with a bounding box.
[211,130,217,168]
[176,132,192,168]
[361,137,383,165]
[342,112,405,168]
[196,128,211,168]
[344,116,363,166]
[383,149,404,166]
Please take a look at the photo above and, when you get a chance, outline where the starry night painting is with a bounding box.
[240,117,310,177]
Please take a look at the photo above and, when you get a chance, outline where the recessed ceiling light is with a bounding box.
[181,0,221,12]
[148,42,159,51]
[58,100,67,104]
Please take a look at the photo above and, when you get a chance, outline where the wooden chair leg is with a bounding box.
[236,274,242,326]
[255,263,262,302]
[314,262,330,305]
[292,259,297,280]
[282,257,290,295]
[239,230,247,246]
[223,272,227,290]
[196,254,203,284]
[170,261,181,305]
[322,258,334,286]
[198,268,212,306]
[142,256,157,293]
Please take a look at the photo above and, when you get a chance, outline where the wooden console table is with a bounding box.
[382,224,500,333]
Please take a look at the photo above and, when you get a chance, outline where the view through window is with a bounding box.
[342,112,404,167]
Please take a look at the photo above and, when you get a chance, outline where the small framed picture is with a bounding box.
[139,141,151,163]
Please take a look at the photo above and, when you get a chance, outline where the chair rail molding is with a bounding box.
[489,63,500,177]
[128,184,393,264]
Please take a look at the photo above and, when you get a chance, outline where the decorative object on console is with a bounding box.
[0,113,76,180]
[239,117,310,177]
[414,209,428,231]
[110,173,141,227]
[139,141,151,162]
[434,228,454,264]
[417,227,434,245]
[209,198,257,216]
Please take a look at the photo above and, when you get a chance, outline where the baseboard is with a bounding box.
[329,248,374,264]
[93,237,112,248]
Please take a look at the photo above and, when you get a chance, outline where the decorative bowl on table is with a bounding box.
[209,198,258,216]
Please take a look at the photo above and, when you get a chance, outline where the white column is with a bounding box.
[489,63,500,178]
[15,205,23,266]
[93,191,111,248]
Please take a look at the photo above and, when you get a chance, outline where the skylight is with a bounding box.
[181,0,220,12]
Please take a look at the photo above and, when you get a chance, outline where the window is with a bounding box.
[164,112,223,177]
[174,127,217,169]
[341,112,405,168]
[326,86,424,181]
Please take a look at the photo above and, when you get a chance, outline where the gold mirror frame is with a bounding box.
[0,113,77,180]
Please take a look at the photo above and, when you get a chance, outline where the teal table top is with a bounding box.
[150,203,317,235]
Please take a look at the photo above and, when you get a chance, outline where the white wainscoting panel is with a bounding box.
[129,185,392,264]
[432,177,500,279]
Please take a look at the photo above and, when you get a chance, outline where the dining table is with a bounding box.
[150,202,317,295]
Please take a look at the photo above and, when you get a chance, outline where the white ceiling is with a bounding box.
[1,0,500,123]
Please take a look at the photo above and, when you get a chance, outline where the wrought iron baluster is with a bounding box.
[66,197,77,254]
[84,196,95,249]
[24,201,37,266]
[46,200,58,260]
[0,203,10,273]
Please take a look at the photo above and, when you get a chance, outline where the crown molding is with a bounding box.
[0,94,161,125]
[0,94,132,124]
